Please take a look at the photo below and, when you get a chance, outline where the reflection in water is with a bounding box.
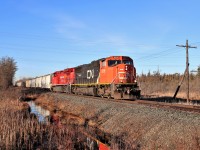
[28,101,50,123]
[28,101,110,150]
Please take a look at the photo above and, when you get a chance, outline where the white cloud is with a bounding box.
[25,8,163,55]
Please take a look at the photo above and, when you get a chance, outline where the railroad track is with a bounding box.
[133,100,200,113]
[57,93,200,113]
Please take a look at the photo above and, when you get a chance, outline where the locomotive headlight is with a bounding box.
[125,66,128,71]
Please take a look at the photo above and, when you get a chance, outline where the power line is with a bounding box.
[136,48,174,60]
[1,32,200,72]
[135,48,182,63]
[1,42,184,58]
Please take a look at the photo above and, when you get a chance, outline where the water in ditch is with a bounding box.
[27,101,111,150]
[28,101,50,123]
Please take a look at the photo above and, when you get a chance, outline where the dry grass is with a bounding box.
[0,88,81,149]
[139,74,200,100]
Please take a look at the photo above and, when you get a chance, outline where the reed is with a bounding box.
[0,88,76,149]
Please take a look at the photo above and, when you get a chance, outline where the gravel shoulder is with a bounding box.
[35,92,200,149]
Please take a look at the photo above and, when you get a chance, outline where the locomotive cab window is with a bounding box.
[122,60,133,65]
[108,60,121,66]
[102,60,106,67]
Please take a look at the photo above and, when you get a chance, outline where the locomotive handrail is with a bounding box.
[110,72,119,84]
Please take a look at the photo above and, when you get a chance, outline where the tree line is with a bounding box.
[138,67,200,99]
[139,66,200,81]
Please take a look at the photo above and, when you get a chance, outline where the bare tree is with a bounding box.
[0,57,17,89]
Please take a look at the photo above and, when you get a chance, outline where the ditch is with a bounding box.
[28,100,112,150]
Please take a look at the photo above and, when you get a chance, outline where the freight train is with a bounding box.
[16,56,140,99]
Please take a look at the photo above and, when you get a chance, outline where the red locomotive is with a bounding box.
[51,68,75,93]
[51,56,140,99]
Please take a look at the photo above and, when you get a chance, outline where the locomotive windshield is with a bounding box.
[108,59,133,66]
[108,60,121,66]
[122,60,133,65]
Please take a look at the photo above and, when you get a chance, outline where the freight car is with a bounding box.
[51,56,140,99]
[16,74,51,89]
[16,56,140,100]
[15,80,26,87]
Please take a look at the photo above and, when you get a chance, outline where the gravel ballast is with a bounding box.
[35,93,200,149]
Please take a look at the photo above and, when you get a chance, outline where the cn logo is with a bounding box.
[87,69,94,79]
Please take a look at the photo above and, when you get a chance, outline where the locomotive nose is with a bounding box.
[117,65,132,83]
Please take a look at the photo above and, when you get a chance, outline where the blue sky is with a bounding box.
[0,0,200,80]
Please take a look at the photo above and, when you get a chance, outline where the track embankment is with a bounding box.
[34,92,200,149]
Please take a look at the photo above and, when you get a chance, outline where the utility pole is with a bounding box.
[176,40,197,103]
